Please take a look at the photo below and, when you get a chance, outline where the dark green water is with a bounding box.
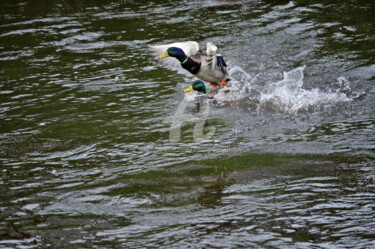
[1,0,375,248]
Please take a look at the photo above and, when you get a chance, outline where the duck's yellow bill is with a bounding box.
[184,86,193,93]
[159,52,169,58]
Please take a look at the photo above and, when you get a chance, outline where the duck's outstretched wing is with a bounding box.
[206,42,229,74]
[149,41,199,68]
[201,42,230,82]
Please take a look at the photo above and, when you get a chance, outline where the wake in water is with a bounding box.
[226,66,362,114]
[177,65,365,115]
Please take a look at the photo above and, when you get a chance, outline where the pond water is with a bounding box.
[1,0,374,248]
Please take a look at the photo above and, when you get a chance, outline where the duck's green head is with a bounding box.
[184,80,207,94]
[159,47,187,62]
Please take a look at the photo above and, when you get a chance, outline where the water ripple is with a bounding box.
[1,0,374,248]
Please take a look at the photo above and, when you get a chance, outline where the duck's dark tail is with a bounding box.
[217,55,227,69]
[217,55,230,82]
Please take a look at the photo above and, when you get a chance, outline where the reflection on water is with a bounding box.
[1,0,374,248]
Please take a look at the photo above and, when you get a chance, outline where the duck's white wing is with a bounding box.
[149,41,199,68]
[205,42,224,70]
[203,42,230,81]
[206,42,217,56]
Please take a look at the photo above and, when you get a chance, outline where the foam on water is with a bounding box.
[227,66,354,114]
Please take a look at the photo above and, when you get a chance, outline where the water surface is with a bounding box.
[1,0,375,248]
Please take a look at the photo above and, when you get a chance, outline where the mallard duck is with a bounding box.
[149,41,230,87]
[184,80,261,109]
[184,80,207,95]
[184,80,231,99]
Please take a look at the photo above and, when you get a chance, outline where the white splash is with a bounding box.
[225,66,354,114]
[260,66,352,114]
[178,66,355,114]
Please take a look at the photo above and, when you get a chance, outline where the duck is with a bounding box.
[149,41,230,87]
[184,80,207,95]
[183,80,211,111]
[184,80,232,99]
[184,80,261,109]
